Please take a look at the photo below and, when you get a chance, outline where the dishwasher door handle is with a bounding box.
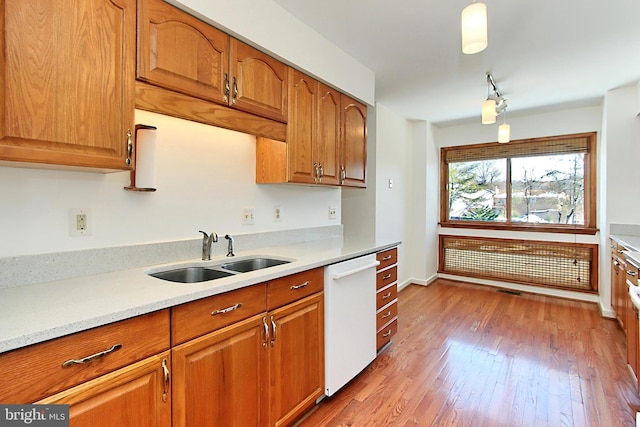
[331,260,380,280]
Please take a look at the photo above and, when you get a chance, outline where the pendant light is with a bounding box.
[461,2,488,54]
[482,99,496,124]
[498,111,510,143]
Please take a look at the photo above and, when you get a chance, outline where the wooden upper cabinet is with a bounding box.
[0,0,136,171]
[230,39,288,123]
[136,0,288,123]
[340,94,368,188]
[287,68,318,184]
[137,0,229,105]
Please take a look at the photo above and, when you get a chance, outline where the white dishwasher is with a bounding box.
[324,253,379,396]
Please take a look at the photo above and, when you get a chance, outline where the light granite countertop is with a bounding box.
[0,236,399,354]
[610,234,640,267]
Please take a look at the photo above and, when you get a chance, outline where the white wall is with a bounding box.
[167,0,375,105]
[0,110,341,258]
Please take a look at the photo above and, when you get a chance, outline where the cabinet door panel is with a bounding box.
[1,0,135,170]
[38,352,171,427]
[172,314,267,427]
[269,293,324,427]
[316,83,341,185]
[287,69,317,184]
[230,40,288,123]
[340,95,367,187]
[137,0,229,105]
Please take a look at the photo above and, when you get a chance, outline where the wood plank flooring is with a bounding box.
[296,279,640,426]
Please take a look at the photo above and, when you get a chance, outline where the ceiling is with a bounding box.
[271,0,640,125]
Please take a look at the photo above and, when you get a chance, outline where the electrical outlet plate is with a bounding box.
[69,208,92,237]
[241,207,255,225]
[328,206,337,220]
[273,205,282,222]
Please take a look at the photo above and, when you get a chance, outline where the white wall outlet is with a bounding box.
[69,208,92,237]
[328,206,337,220]
[241,207,255,225]
[273,205,282,222]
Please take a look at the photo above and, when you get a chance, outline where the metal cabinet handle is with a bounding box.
[382,273,392,280]
[211,303,242,316]
[262,317,269,348]
[628,270,638,277]
[270,316,277,347]
[340,166,346,183]
[232,76,238,104]
[62,344,123,367]
[614,260,619,267]
[382,292,392,299]
[382,310,392,319]
[162,358,170,402]
[382,255,392,261]
[223,73,230,103]
[290,281,309,290]
[382,329,392,337]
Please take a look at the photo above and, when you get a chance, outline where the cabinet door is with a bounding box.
[38,352,171,427]
[230,39,288,123]
[340,94,367,187]
[172,314,268,427]
[137,0,229,105]
[316,83,341,185]
[269,293,324,427]
[1,0,135,170]
[611,254,619,318]
[287,69,317,184]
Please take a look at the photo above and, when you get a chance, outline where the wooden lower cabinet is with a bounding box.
[38,351,171,427]
[172,314,268,427]
[269,293,324,427]
[171,276,324,426]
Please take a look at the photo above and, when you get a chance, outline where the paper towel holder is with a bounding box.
[124,124,157,192]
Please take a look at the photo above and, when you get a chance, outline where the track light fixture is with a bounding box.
[482,73,510,142]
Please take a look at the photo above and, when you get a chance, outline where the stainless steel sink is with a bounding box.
[221,257,290,273]
[149,267,235,283]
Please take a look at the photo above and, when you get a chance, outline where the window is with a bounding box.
[440,132,597,234]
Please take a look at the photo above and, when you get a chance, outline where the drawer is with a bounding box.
[267,267,324,310]
[376,265,397,290]
[376,300,398,331]
[376,247,397,271]
[376,318,397,350]
[0,309,170,403]
[376,283,397,309]
[172,283,267,345]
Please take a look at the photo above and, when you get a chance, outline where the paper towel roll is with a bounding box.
[135,127,157,189]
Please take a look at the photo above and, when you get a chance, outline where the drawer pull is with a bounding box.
[382,292,392,299]
[628,270,638,277]
[290,281,309,290]
[162,358,170,403]
[383,329,392,337]
[382,310,392,319]
[62,343,123,367]
[211,303,242,316]
[382,255,392,261]
[383,273,392,280]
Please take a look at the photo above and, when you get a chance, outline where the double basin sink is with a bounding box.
[147,257,291,284]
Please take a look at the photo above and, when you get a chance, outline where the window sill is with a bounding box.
[440,221,598,235]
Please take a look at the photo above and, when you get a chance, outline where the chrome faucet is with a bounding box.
[198,230,218,260]
[225,234,235,257]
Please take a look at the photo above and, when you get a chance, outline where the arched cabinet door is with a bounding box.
[137,0,229,106]
[340,94,368,188]
[230,39,288,123]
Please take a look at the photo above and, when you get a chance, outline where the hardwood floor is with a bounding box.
[297,279,640,426]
